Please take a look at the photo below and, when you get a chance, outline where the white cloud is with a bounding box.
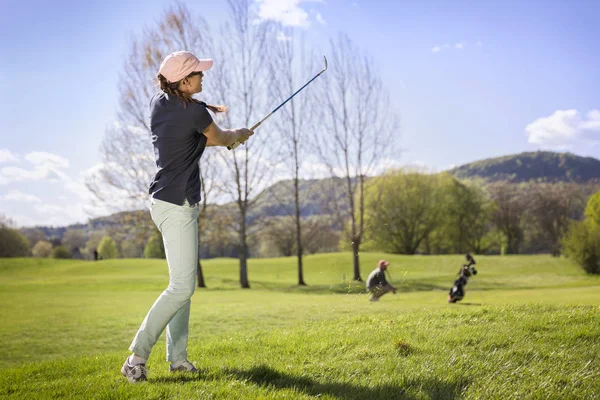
[432,41,478,53]
[0,151,70,185]
[34,204,68,215]
[525,109,600,148]
[0,149,19,164]
[25,152,70,169]
[256,0,323,27]
[0,166,53,184]
[0,190,42,203]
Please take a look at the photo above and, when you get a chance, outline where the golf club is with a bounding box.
[227,55,328,150]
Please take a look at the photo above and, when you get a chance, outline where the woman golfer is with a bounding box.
[121,51,253,383]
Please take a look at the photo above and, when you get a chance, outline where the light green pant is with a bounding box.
[129,198,198,362]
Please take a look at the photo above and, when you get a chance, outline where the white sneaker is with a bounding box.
[170,360,198,373]
[121,358,147,383]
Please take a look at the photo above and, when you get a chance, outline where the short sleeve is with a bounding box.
[193,102,214,134]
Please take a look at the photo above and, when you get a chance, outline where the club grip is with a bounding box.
[227,141,242,151]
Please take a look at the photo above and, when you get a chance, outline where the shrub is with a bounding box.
[562,220,600,274]
[144,230,165,259]
[52,245,72,259]
[0,226,30,257]
[98,236,119,259]
[32,240,54,258]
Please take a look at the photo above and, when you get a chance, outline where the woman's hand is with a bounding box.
[235,128,254,144]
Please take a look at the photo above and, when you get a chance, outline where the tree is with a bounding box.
[196,158,221,287]
[202,209,237,258]
[363,171,445,254]
[443,179,494,254]
[85,3,215,211]
[261,217,297,257]
[488,182,527,254]
[209,0,274,288]
[85,3,221,283]
[32,240,53,258]
[52,246,72,259]
[315,34,398,280]
[144,229,166,259]
[562,220,600,274]
[266,29,319,285]
[62,229,87,253]
[21,228,46,250]
[0,214,16,228]
[84,231,105,259]
[98,236,119,259]
[562,191,600,274]
[302,216,340,254]
[0,226,30,257]
[584,191,600,225]
[525,182,585,256]
[121,238,144,258]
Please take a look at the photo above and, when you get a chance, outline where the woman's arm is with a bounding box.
[203,122,253,147]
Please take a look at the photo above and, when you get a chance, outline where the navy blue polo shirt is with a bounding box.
[148,92,213,206]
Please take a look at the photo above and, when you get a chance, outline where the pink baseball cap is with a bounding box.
[378,260,390,269]
[158,51,213,83]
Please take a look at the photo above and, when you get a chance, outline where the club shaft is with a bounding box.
[228,64,327,150]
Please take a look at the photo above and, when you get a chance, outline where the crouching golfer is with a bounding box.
[121,51,254,383]
[366,260,397,302]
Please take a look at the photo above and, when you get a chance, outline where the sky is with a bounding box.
[1,0,599,227]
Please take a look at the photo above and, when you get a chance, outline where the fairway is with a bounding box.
[1,253,599,399]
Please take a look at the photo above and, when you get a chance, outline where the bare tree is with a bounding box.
[261,216,297,257]
[488,182,527,254]
[210,0,275,288]
[86,3,222,283]
[264,29,320,285]
[86,2,215,210]
[62,229,87,253]
[197,152,220,288]
[315,34,398,280]
[525,182,586,256]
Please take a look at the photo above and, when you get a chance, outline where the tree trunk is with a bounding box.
[239,209,250,288]
[295,211,306,285]
[197,259,206,288]
[294,158,306,286]
[352,239,362,281]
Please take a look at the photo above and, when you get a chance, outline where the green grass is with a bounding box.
[1,253,599,399]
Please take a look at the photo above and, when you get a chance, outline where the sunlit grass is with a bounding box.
[1,254,599,399]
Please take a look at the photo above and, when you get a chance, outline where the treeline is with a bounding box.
[3,172,598,260]
[358,171,595,256]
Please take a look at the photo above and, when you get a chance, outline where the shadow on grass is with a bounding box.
[245,281,451,295]
[457,302,483,306]
[151,368,209,384]
[201,278,535,296]
[223,364,469,400]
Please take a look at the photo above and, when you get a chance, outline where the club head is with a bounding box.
[322,55,328,73]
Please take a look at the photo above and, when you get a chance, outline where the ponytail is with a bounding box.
[157,74,226,114]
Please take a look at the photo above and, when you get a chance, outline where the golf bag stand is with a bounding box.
[448,253,478,303]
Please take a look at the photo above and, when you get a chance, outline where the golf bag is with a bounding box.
[448,254,478,303]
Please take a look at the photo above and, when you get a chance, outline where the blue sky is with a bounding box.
[1,0,599,227]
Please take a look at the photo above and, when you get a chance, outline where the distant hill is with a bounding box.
[249,177,352,220]
[448,151,600,183]
[21,151,600,238]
